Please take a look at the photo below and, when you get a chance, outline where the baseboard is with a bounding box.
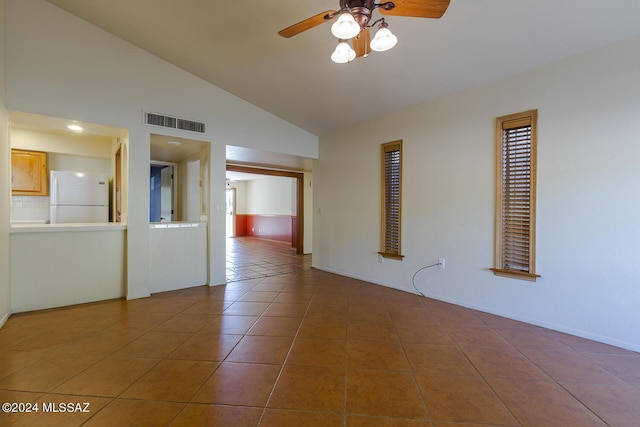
[0,310,11,329]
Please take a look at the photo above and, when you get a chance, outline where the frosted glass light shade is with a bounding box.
[331,41,356,64]
[331,13,361,39]
[370,27,397,52]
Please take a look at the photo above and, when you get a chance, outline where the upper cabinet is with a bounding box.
[11,149,48,196]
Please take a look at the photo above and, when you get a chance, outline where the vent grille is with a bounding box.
[143,111,206,134]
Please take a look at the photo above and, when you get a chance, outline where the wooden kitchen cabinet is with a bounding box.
[11,149,48,196]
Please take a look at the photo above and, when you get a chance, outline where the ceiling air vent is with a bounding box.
[143,111,206,134]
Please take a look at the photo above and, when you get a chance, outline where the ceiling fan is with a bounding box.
[278,0,450,63]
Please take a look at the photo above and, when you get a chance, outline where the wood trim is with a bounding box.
[490,268,540,282]
[494,109,538,276]
[226,164,305,254]
[380,140,403,258]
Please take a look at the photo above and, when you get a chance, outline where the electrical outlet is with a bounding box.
[438,258,445,269]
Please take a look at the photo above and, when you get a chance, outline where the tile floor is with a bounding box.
[226,237,311,282]
[0,238,639,426]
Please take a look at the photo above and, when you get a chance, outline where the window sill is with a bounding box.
[378,252,404,261]
[490,268,540,282]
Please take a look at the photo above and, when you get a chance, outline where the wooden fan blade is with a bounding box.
[278,10,338,38]
[353,28,371,58]
[379,0,450,19]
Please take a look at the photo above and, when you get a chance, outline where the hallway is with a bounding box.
[226,237,311,282]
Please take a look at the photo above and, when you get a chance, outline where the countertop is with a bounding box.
[10,222,127,233]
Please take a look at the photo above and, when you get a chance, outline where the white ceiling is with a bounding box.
[44,0,640,138]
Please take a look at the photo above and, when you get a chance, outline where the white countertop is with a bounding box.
[149,222,207,229]
[11,222,127,233]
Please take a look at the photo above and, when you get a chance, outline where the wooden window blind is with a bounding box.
[492,110,539,280]
[380,140,403,259]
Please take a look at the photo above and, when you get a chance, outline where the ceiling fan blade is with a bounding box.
[379,0,450,19]
[278,10,338,38]
[353,28,371,58]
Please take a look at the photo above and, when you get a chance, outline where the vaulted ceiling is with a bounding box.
[45,0,640,138]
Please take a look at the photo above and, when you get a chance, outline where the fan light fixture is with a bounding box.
[278,0,450,65]
[330,12,397,64]
[331,41,357,63]
[331,12,361,39]
[370,22,397,52]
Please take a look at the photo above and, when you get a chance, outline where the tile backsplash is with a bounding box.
[11,196,50,222]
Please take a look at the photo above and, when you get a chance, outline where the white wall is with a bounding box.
[314,35,640,351]
[0,0,11,327]
[5,0,317,298]
[246,176,296,216]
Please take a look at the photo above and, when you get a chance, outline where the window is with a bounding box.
[380,140,403,260]
[492,110,539,280]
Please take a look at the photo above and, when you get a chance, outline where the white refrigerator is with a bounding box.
[50,171,109,223]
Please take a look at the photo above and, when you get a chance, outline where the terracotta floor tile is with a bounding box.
[225,335,293,364]
[261,409,344,427]
[52,357,159,396]
[494,327,570,352]
[82,399,185,427]
[388,307,438,324]
[0,353,103,392]
[51,328,147,356]
[443,325,512,349]
[192,362,280,406]
[416,374,517,425]
[488,377,607,426]
[462,346,548,380]
[347,415,432,426]
[347,369,427,418]
[347,304,391,322]
[395,322,454,345]
[274,292,314,304]
[171,403,262,427]
[298,317,347,339]
[222,301,270,316]
[153,313,216,333]
[169,333,242,361]
[583,353,640,387]
[555,333,636,355]
[198,315,258,335]
[562,382,640,427]
[348,319,399,342]
[181,299,232,315]
[112,331,192,358]
[404,343,478,376]
[247,316,302,337]
[237,291,280,303]
[348,339,410,371]
[262,302,309,318]
[305,304,348,321]
[525,349,626,384]
[120,359,217,402]
[286,337,346,368]
[0,349,45,378]
[269,365,345,412]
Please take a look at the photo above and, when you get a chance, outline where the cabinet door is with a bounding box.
[11,149,48,196]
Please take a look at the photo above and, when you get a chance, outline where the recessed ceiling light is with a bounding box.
[167,140,182,146]
[67,124,83,131]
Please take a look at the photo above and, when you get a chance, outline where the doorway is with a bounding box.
[226,187,236,237]
[150,163,175,222]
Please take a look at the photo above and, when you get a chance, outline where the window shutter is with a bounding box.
[501,121,532,272]
[493,110,539,280]
[381,141,403,258]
